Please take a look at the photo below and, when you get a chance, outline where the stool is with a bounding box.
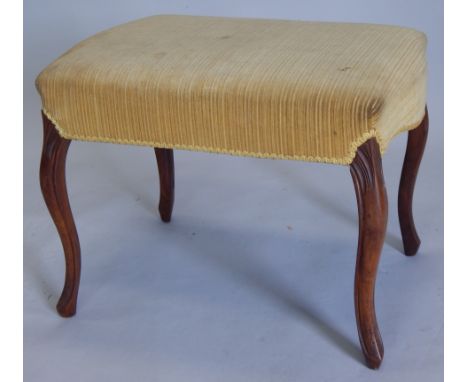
[36,15,428,369]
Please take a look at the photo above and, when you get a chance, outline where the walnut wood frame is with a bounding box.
[39,108,429,368]
[398,107,429,256]
[154,148,175,222]
[39,112,80,317]
[350,137,388,369]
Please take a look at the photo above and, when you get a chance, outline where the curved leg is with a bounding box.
[39,112,81,317]
[154,148,174,222]
[398,107,429,256]
[350,138,388,369]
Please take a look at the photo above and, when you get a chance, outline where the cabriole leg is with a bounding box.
[398,107,429,256]
[350,138,388,369]
[39,112,81,317]
[154,148,175,222]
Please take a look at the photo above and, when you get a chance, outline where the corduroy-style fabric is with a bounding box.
[36,15,427,165]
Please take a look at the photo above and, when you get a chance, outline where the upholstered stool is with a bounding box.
[36,15,428,369]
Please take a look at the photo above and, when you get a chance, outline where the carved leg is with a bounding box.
[398,107,429,256]
[154,148,174,222]
[350,138,388,369]
[39,112,81,317]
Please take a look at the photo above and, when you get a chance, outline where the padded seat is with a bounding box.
[36,14,427,164]
[36,15,430,369]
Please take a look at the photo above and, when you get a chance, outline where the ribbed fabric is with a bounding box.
[36,15,427,165]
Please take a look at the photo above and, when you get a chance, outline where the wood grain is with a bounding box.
[398,107,429,256]
[350,138,388,369]
[37,105,427,369]
[39,112,81,317]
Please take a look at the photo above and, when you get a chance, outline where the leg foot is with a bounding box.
[350,138,388,369]
[39,112,81,317]
[154,148,174,222]
[398,107,429,256]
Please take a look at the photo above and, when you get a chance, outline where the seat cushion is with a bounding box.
[36,15,427,164]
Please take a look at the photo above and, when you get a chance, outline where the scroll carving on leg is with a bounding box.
[39,112,81,317]
[350,138,388,369]
[154,148,175,222]
[398,107,429,256]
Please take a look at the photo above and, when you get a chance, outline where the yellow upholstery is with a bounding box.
[36,15,427,164]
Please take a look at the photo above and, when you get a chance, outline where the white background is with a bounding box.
[23,1,443,381]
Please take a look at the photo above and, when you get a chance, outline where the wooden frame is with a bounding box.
[398,108,429,256]
[39,112,80,317]
[350,137,388,369]
[154,148,175,222]
[39,108,429,368]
